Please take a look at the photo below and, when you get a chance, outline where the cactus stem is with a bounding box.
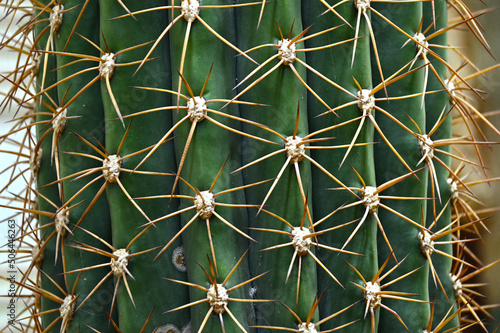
[181,0,200,23]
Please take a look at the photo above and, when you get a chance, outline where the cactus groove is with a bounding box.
[1,0,500,332]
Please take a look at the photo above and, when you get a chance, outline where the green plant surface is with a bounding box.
[1,1,500,332]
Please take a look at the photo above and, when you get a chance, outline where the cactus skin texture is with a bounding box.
[1,0,500,332]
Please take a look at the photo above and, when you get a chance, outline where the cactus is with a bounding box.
[1,0,500,332]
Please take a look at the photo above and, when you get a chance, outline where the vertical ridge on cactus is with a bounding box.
[1,0,500,332]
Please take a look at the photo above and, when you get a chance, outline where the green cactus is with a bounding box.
[1,0,500,332]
